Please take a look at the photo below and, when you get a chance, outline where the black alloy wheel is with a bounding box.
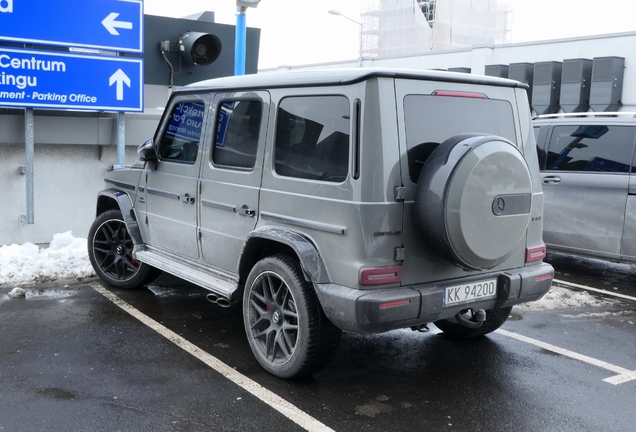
[87,209,159,289]
[243,254,341,379]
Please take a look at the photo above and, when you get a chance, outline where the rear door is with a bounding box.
[620,127,636,259]
[199,91,270,274]
[394,79,523,284]
[541,123,635,259]
[145,94,209,259]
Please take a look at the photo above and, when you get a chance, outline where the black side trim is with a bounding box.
[105,179,136,191]
[147,188,180,200]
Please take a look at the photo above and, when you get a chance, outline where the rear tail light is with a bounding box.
[526,245,547,263]
[360,266,402,286]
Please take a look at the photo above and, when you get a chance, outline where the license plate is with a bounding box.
[443,279,497,306]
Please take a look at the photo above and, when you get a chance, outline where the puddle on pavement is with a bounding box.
[147,285,178,296]
[355,395,396,418]
[508,312,523,321]
[38,387,77,400]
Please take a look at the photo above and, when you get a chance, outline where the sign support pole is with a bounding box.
[234,8,246,76]
[23,109,35,224]
[117,113,126,167]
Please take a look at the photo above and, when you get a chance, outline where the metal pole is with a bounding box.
[358,29,362,67]
[234,8,247,76]
[24,109,35,224]
[117,112,126,167]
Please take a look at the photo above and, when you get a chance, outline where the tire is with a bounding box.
[414,134,533,270]
[434,306,513,338]
[87,209,160,289]
[243,254,342,379]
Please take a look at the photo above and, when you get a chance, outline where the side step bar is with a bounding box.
[134,247,239,301]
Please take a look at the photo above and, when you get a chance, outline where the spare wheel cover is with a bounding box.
[414,134,532,270]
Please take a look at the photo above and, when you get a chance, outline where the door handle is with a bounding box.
[542,175,561,184]
[179,193,195,204]
[237,205,256,217]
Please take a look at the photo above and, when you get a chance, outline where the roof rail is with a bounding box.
[533,112,636,120]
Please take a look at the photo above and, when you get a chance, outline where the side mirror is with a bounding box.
[138,139,158,169]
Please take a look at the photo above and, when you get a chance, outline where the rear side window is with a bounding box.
[274,96,350,183]
[546,125,636,172]
[213,100,262,169]
[403,95,517,183]
[159,100,205,164]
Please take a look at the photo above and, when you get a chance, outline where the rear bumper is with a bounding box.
[314,262,554,333]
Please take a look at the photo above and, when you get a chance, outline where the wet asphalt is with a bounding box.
[1,253,635,432]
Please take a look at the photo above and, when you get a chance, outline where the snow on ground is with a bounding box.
[0,232,617,311]
[516,285,614,310]
[0,232,94,288]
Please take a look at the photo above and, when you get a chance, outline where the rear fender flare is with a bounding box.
[241,227,329,284]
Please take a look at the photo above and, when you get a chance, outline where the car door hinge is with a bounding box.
[199,181,202,194]
[394,247,405,263]
[198,231,202,240]
[394,186,406,202]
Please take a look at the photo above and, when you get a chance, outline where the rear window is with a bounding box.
[404,95,517,183]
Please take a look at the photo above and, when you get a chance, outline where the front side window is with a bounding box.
[546,125,636,172]
[213,99,262,169]
[158,100,205,164]
[274,96,350,183]
[404,94,517,183]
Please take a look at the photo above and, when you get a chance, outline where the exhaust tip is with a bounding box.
[206,293,232,308]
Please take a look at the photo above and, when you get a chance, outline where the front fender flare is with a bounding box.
[96,189,143,245]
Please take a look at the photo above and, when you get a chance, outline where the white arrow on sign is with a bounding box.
[109,69,131,101]
[102,12,133,36]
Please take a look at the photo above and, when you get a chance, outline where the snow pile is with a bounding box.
[0,232,95,287]
[516,285,612,310]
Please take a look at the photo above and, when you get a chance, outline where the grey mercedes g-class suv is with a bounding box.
[88,68,553,379]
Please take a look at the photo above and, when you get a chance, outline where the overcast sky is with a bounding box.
[144,0,636,69]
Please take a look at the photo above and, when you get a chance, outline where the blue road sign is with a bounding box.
[0,0,143,53]
[0,47,143,112]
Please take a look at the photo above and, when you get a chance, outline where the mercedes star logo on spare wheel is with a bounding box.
[492,196,506,215]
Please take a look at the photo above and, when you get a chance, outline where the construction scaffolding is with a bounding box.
[360,0,512,59]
